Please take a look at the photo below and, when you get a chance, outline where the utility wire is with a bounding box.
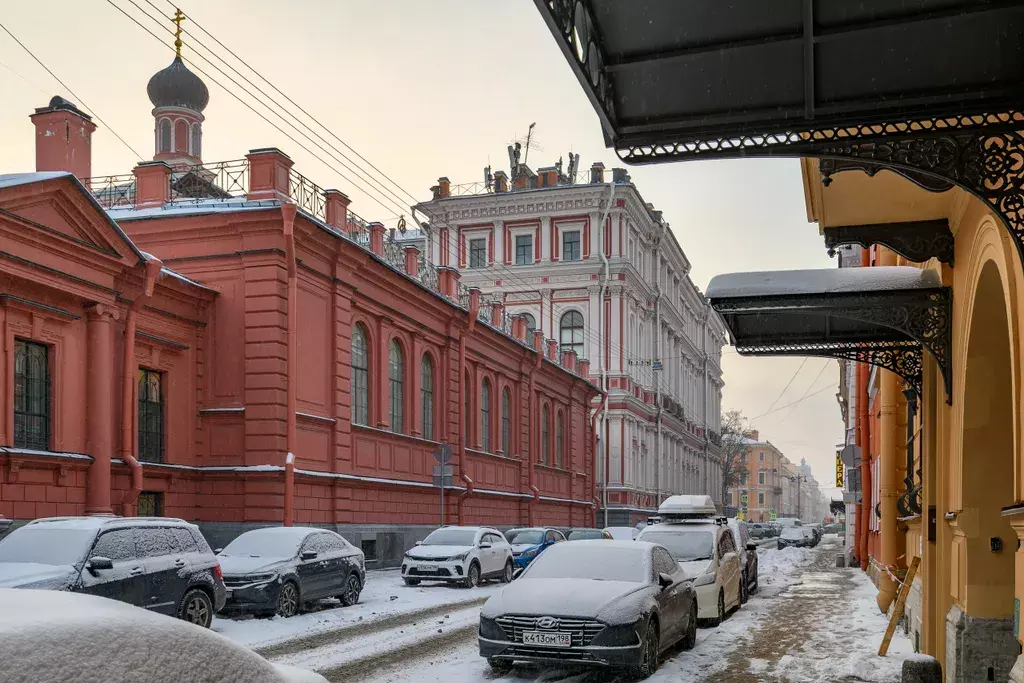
[0,22,144,161]
[755,383,835,421]
[779,359,832,423]
[756,357,807,418]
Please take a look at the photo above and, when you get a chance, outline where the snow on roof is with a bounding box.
[706,266,942,299]
[107,198,281,221]
[26,516,190,530]
[160,265,215,291]
[0,171,70,190]
[0,588,319,683]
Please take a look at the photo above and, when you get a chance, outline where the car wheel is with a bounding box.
[633,618,660,678]
[276,581,300,618]
[487,657,513,674]
[682,602,697,650]
[178,588,213,628]
[739,571,748,604]
[340,574,362,607]
[463,561,480,588]
[403,577,421,586]
[708,590,724,628]
[750,569,759,595]
[501,560,514,583]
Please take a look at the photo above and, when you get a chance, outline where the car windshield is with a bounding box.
[639,530,714,561]
[782,528,804,540]
[523,544,647,582]
[221,529,305,557]
[567,529,604,540]
[421,529,477,546]
[506,529,545,545]
[0,526,95,566]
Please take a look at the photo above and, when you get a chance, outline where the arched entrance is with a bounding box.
[949,261,1017,682]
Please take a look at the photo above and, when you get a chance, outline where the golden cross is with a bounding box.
[173,8,186,57]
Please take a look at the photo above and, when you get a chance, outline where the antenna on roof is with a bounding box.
[566,152,580,184]
[484,165,493,192]
[522,122,537,166]
[507,144,520,181]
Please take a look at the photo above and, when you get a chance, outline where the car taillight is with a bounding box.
[212,563,223,581]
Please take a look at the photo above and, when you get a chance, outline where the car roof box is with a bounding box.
[657,494,717,519]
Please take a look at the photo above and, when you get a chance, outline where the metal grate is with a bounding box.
[138,368,165,463]
[495,615,605,647]
[169,159,249,203]
[85,174,136,209]
[13,339,50,450]
[137,491,163,517]
[289,168,327,222]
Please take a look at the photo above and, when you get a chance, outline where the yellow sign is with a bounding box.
[836,450,844,488]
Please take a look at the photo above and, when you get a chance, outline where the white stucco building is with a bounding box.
[416,161,727,525]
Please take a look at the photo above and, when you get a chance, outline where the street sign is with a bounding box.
[434,443,452,465]
[736,511,745,520]
[848,468,861,492]
[835,451,845,488]
[432,464,454,488]
[770,511,777,520]
[840,444,861,467]
[843,491,863,504]
[740,493,748,505]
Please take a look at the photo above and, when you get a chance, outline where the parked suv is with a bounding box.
[0,517,225,628]
[402,526,513,587]
[505,527,566,570]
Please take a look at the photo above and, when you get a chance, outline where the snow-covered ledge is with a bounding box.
[706,266,942,299]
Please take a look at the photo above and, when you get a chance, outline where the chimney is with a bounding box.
[589,161,605,184]
[30,96,97,181]
[532,330,544,351]
[546,339,558,360]
[437,177,451,199]
[579,358,591,377]
[560,349,578,373]
[537,166,558,188]
[513,166,536,190]
[490,301,504,327]
[745,430,759,441]
[493,170,508,193]
[368,222,386,255]
[404,245,421,276]
[612,167,630,184]
[512,314,526,341]
[324,189,351,230]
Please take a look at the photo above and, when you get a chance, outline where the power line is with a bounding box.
[754,357,807,419]
[756,382,835,421]
[0,22,144,160]
[779,360,832,423]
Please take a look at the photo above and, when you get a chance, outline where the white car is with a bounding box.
[604,526,640,540]
[0,588,325,683]
[402,526,513,587]
[638,495,742,626]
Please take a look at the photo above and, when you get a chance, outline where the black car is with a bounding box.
[479,540,697,678]
[218,526,365,617]
[0,516,226,628]
[566,528,613,541]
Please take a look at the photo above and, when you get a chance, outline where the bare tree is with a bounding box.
[720,410,749,507]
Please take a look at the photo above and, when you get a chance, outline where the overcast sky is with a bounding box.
[0,1,842,501]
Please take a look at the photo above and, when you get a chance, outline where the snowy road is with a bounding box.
[232,537,914,683]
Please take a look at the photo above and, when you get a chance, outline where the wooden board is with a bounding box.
[879,555,921,656]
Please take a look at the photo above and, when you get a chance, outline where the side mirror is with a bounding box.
[746,542,757,552]
[512,567,524,580]
[414,541,422,546]
[479,542,492,549]
[301,551,318,561]
[213,548,224,555]
[87,556,113,572]
[658,572,674,589]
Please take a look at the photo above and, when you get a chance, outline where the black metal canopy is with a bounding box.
[706,267,952,402]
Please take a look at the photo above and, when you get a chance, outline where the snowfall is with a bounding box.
[212,536,915,683]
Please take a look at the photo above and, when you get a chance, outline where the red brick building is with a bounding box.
[0,56,599,565]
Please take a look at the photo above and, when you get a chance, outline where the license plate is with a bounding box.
[522,631,572,647]
[419,565,437,572]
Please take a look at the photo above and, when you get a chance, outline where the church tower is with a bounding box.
[146,9,209,168]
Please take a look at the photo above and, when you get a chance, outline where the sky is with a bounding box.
[0,1,842,499]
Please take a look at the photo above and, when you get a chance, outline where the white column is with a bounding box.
[540,289,552,339]
[589,210,601,258]
[610,287,623,375]
[540,216,552,262]
[588,285,601,368]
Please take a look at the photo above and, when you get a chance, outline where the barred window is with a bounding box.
[389,340,404,433]
[138,368,164,463]
[351,325,369,425]
[14,340,50,450]
[556,411,564,468]
[421,354,434,441]
[541,404,549,465]
[501,388,511,454]
[137,491,164,517]
[481,379,491,452]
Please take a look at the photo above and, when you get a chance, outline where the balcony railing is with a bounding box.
[86,173,136,209]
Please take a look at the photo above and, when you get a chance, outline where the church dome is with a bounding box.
[147,56,209,112]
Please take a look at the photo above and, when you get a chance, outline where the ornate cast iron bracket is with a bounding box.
[823,220,954,266]
[818,158,954,193]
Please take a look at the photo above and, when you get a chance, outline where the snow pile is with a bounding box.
[0,588,324,682]
[706,266,941,298]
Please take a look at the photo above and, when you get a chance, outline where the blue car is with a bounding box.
[505,527,566,570]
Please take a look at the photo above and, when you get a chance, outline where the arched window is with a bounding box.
[521,312,537,333]
[191,123,201,157]
[421,354,434,441]
[351,325,369,426]
[556,411,564,468]
[481,379,491,452]
[389,339,404,433]
[559,310,584,357]
[501,387,511,455]
[541,404,550,465]
[159,119,171,153]
[174,119,188,153]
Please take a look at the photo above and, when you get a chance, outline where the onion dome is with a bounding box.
[146,56,209,112]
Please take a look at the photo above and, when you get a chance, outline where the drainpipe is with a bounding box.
[120,256,162,517]
[700,308,710,500]
[877,360,900,612]
[591,408,601,527]
[459,473,475,521]
[528,346,542,523]
[654,220,666,507]
[283,204,298,526]
[597,182,616,526]
[457,306,473,525]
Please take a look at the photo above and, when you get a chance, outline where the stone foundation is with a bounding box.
[906,576,923,652]
[945,604,1018,683]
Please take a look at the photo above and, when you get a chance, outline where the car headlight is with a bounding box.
[243,573,277,583]
[692,572,715,587]
[590,622,640,646]
[520,547,538,559]
[452,551,469,562]
[479,617,506,640]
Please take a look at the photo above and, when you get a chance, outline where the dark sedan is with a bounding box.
[479,540,697,678]
[566,528,612,541]
[218,527,364,617]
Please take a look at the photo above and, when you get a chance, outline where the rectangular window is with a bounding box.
[758,492,765,506]
[740,472,747,485]
[469,238,487,268]
[14,340,50,450]
[562,230,581,261]
[758,471,765,485]
[137,491,164,517]
[138,369,165,463]
[361,539,377,561]
[515,234,533,265]
[759,451,765,461]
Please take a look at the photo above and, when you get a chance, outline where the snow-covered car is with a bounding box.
[0,588,325,683]
[506,526,566,569]
[402,526,513,587]
[804,526,820,547]
[478,540,697,678]
[777,527,807,549]
[567,528,613,541]
[604,526,640,540]
[218,527,364,617]
[0,516,225,628]
[638,495,742,626]
[728,518,759,603]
